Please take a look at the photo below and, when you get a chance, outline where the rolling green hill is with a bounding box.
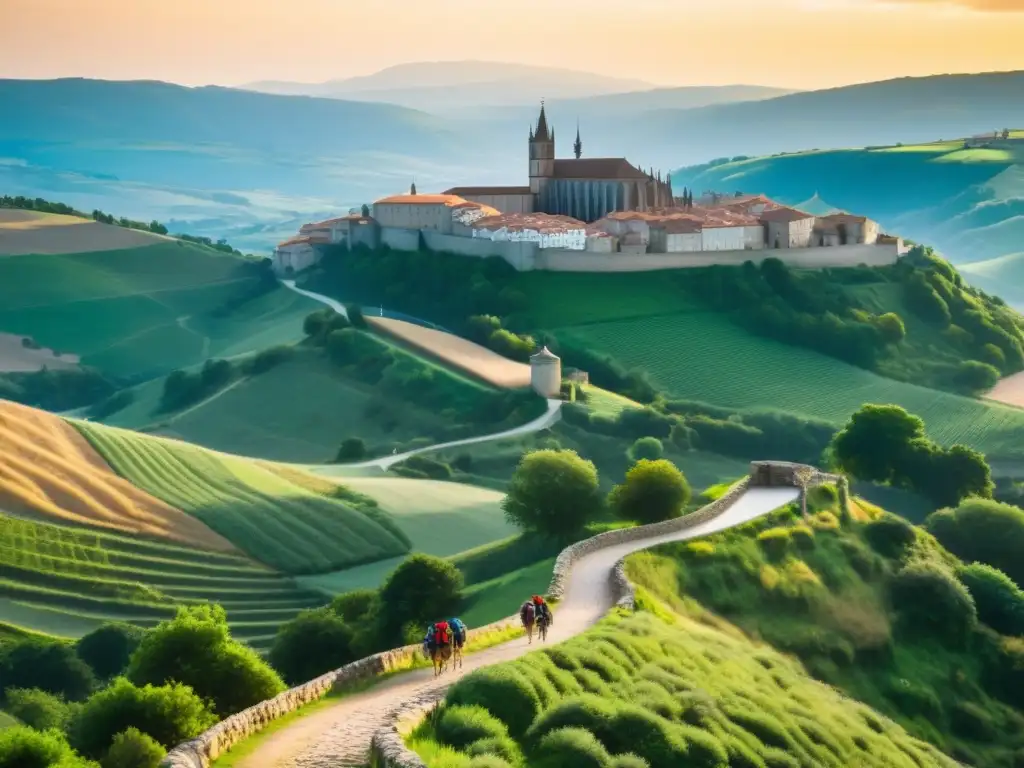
[670,138,1024,301]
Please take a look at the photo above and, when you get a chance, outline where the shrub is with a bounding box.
[247,344,296,375]
[890,563,977,645]
[863,515,916,560]
[609,459,691,525]
[524,694,618,748]
[876,312,906,345]
[75,623,146,680]
[393,454,452,480]
[448,667,542,738]
[532,727,611,768]
[127,604,285,717]
[954,360,1000,394]
[756,527,791,559]
[502,450,602,538]
[926,498,1024,585]
[334,437,367,462]
[378,554,464,641]
[101,728,166,768]
[330,589,377,623]
[347,304,367,329]
[602,706,691,767]
[436,705,509,749]
[0,637,96,702]
[465,736,520,764]
[0,725,95,768]
[4,688,73,731]
[68,677,215,759]
[958,563,1024,636]
[269,607,356,685]
[628,437,664,463]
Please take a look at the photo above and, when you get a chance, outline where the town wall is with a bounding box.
[380,227,422,252]
[350,223,381,251]
[419,231,539,271]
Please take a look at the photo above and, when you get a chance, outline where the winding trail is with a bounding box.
[281,279,349,320]
[237,486,798,768]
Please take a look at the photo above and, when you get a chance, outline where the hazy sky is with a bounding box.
[2,0,1024,90]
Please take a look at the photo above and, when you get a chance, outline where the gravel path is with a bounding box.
[238,486,798,768]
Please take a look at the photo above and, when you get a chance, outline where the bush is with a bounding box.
[628,437,664,463]
[247,345,296,375]
[524,694,618,748]
[448,667,542,739]
[0,637,96,702]
[502,450,602,538]
[958,563,1024,636]
[436,705,509,749]
[876,312,906,345]
[75,623,146,680]
[863,515,916,560]
[756,527,792,559]
[532,726,611,768]
[4,688,73,731]
[392,455,452,480]
[926,498,1024,585]
[954,360,1000,393]
[269,608,356,685]
[378,554,464,641]
[330,589,377,624]
[127,604,285,718]
[609,460,691,525]
[68,677,215,759]
[890,563,977,645]
[347,304,367,329]
[101,728,166,768]
[0,725,95,768]
[334,437,367,462]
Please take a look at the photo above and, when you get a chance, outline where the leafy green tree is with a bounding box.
[927,499,1024,585]
[958,563,1024,636]
[0,637,96,702]
[101,728,166,768]
[830,404,925,484]
[467,314,502,344]
[4,688,73,731]
[330,589,377,624]
[0,726,96,768]
[890,563,977,646]
[875,312,906,345]
[335,437,367,462]
[269,608,356,685]
[922,443,993,507]
[127,604,284,718]
[954,360,1000,394]
[627,437,664,463]
[378,554,464,641]
[347,304,367,329]
[68,677,215,759]
[75,623,146,680]
[502,450,601,538]
[609,459,691,525]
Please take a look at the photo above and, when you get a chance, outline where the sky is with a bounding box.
[2,0,1024,90]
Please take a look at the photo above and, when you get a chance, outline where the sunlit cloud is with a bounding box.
[872,0,1024,9]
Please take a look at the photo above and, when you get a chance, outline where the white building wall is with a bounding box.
[531,360,561,397]
[273,243,317,273]
[790,217,815,247]
[701,226,746,251]
[665,232,702,252]
[372,203,452,233]
[473,226,586,251]
[743,226,765,250]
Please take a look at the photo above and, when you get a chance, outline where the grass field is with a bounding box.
[0,510,326,651]
[581,385,643,418]
[0,242,318,378]
[410,608,959,768]
[72,419,412,574]
[554,312,1024,460]
[0,209,166,256]
[0,400,234,550]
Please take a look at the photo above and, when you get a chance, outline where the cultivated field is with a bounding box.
[0,331,78,373]
[0,209,167,256]
[0,242,318,378]
[0,400,235,551]
[984,369,1024,408]
[368,316,531,389]
[0,511,326,651]
[581,384,642,418]
[72,420,412,573]
[556,312,1024,460]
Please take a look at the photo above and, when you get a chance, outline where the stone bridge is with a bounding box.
[160,461,843,768]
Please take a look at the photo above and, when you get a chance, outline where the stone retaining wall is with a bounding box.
[163,462,830,768]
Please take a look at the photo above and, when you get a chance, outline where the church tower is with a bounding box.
[529,101,555,202]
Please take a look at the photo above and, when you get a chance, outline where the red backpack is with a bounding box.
[435,621,449,644]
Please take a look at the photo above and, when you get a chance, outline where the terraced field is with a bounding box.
[0,242,318,378]
[0,511,326,652]
[73,420,412,574]
[557,313,1024,459]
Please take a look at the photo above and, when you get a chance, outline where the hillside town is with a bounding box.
[274,103,904,274]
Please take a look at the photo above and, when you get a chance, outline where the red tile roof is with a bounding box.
[472,212,586,234]
[820,212,868,224]
[759,206,814,223]
[374,193,468,206]
[277,235,329,248]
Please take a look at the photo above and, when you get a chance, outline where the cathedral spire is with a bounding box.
[534,100,551,142]
[410,181,417,195]
[573,120,582,160]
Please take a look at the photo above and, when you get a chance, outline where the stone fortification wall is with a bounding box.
[419,231,539,271]
[534,242,901,272]
[380,226,421,252]
[164,462,833,768]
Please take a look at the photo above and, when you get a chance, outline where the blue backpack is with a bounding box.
[449,618,466,635]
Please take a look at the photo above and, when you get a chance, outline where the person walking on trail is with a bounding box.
[531,594,552,625]
[448,617,467,650]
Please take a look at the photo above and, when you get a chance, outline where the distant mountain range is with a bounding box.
[2,67,1023,252]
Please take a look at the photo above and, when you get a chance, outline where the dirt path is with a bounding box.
[238,486,798,768]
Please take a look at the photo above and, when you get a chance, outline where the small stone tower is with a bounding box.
[529,102,555,202]
[530,346,561,398]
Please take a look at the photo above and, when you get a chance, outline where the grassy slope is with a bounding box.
[410,607,959,768]
[71,419,411,574]
[0,510,325,651]
[0,242,318,379]
[511,271,1024,462]
[627,495,1024,766]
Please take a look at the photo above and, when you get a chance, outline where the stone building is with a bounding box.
[444,103,673,223]
[818,213,879,245]
[530,346,561,398]
[470,213,588,250]
[760,207,816,249]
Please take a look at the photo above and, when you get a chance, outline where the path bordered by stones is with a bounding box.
[237,486,799,768]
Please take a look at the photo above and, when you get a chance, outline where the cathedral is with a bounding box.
[445,103,673,223]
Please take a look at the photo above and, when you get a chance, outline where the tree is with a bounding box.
[0,726,96,768]
[75,623,146,680]
[127,604,284,718]
[335,437,367,462]
[875,312,906,345]
[922,443,993,508]
[0,637,96,702]
[466,315,502,344]
[4,688,73,731]
[378,554,464,641]
[958,563,1024,636]
[609,459,691,525]
[102,728,166,768]
[269,608,356,685]
[347,304,367,329]
[627,437,664,463]
[502,450,602,538]
[360,204,371,218]
[890,563,977,646]
[830,404,925,484]
[926,498,1024,585]
[954,360,1000,394]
